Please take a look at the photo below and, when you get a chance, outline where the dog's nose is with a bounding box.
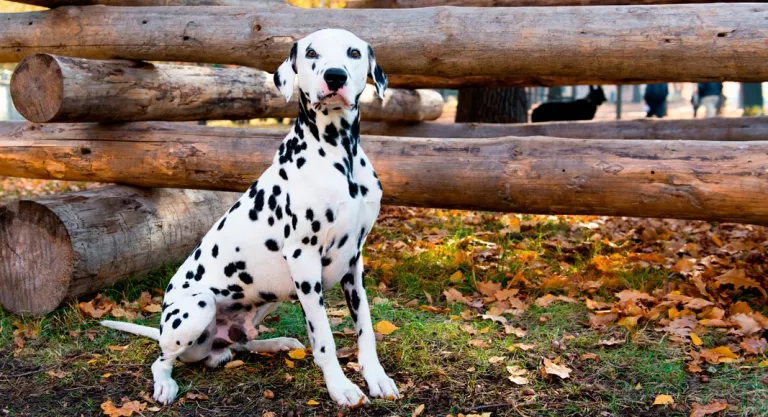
[324,68,347,91]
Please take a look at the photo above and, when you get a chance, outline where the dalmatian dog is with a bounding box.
[100,28,398,407]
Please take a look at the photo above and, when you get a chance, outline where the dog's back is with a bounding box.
[531,86,606,123]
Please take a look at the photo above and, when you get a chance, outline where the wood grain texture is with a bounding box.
[361,117,768,141]
[9,54,442,123]
[0,4,765,86]
[0,185,240,315]
[1,121,766,227]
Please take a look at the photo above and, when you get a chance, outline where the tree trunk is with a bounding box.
[360,116,768,141]
[1,4,765,87]
[455,87,527,123]
[0,185,240,315]
[1,121,766,228]
[9,54,442,123]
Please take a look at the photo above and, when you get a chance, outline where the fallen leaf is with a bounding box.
[100,398,147,417]
[469,339,490,348]
[508,376,529,385]
[102,373,112,378]
[700,346,739,364]
[107,345,128,352]
[287,349,306,359]
[477,281,502,298]
[47,370,68,379]
[412,403,425,417]
[284,359,295,368]
[740,337,768,355]
[653,394,674,406]
[375,320,399,335]
[715,269,767,299]
[488,356,506,365]
[731,314,762,335]
[580,352,599,361]
[690,333,704,346]
[263,390,275,399]
[142,304,162,313]
[307,399,320,406]
[535,294,576,308]
[689,400,728,417]
[443,288,469,304]
[543,358,572,379]
[509,343,536,351]
[225,360,245,368]
[598,338,624,347]
[449,271,464,283]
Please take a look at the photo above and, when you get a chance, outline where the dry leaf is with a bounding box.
[225,360,245,368]
[375,320,399,335]
[100,398,147,417]
[449,271,464,283]
[715,269,767,299]
[307,399,320,406]
[488,356,506,365]
[731,314,762,335]
[143,304,162,313]
[740,337,768,355]
[107,345,128,352]
[690,333,704,346]
[580,352,599,361]
[443,288,469,304]
[509,343,535,351]
[47,370,68,379]
[653,394,674,405]
[689,401,728,417]
[508,376,529,385]
[543,358,572,379]
[535,294,576,308]
[469,339,490,348]
[287,349,306,359]
[598,338,624,347]
[263,390,275,399]
[284,359,295,368]
[412,404,425,417]
[700,346,739,364]
[477,281,502,298]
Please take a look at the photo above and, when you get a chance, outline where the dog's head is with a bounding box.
[588,86,607,105]
[273,28,387,111]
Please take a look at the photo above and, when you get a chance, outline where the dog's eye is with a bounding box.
[306,49,318,59]
[348,48,361,59]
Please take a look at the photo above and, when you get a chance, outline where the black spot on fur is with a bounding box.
[229,201,241,213]
[166,283,173,293]
[319,296,324,306]
[325,209,334,222]
[268,216,275,226]
[338,234,348,248]
[296,157,306,169]
[334,163,346,175]
[314,282,322,293]
[182,282,190,289]
[272,185,281,196]
[232,292,245,300]
[239,272,254,285]
[212,245,219,258]
[302,237,310,244]
[321,257,332,266]
[360,158,366,167]
[197,330,209,344]
[305,209,314,221]
[265,239,279,251]
[310,236,318,246]
[301,281,311,294]
[172,318,182,329]
[284,224,291,238]
[198,300,207,308]
[195,264,205,281]
[229,326,248,344]
[312,221,321,233]
[308,321,314,333]
[260,292,278,301]
[279,168,288,181]
[319,148,326,157]
[293,249,302,258]
[194,248,202,261]
[360,185,368,196]
[217,217,227,230]
[220,289,230,297]
[224,263,237,277]
[348,182,359,198]
[186,271,194,280]
[228,284,243,292]
[210,287,220,295]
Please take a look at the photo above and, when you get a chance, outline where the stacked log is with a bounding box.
[361,117,768,141]
[10,54,443,123]
[1,121,766,227]
[0,186,241,315]
[1,4,765,87]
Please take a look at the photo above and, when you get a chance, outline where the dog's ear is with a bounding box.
[367,45,387,100]
[273,43,297,102]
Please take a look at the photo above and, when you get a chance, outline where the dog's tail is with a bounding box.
[100,320,160,341]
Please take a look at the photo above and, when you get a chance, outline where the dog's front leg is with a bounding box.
[342,256,400,400]
[151,352,180,405]
[285,246,369,406]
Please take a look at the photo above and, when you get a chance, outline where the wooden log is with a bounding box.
[1,4,766,87]
[9,54,442,123]
[361,117,768,141]
[9,0,271,7]
[1,121,767,227]
[0,185,240,315]
[345,0,747,7]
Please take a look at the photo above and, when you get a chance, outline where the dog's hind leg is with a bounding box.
[284,245,368,406]
[342,256,400,399]
[246,338,305,353]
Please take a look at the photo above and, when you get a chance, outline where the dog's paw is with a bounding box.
[362,364,400,400]
[153,378,179,405]
[327,377,370,407]
[247,337,305,353]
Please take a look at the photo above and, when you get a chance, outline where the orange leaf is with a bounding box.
[142,304,162,313]
[443,288,469,304]
[287,349,306,360]
[374,320,399,335]
[469,339,489,348]
[306,399,320,406]
[225,360,244,368]
[476,281,502,298]
[284,359,295,368]
[107,345,128,352]
[715,269,767,299]
[689,401,728,417]
[100,398,147,417]
[690,333,703,346]
[740,337,768,355]
[653,394,674,406]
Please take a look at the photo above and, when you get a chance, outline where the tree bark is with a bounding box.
[1,4,765,87]
[455,87,527,123]
[360,117,768,141]
[0,185,240,315]
[1,121,767,227]
[9,54,442,123]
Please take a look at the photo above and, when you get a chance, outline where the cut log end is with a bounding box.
[0,200,74,315]
[11,54,65,123]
